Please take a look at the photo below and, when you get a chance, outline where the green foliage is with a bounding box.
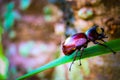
[5,2,14,14]
[20,0,31,10]
[0,22,4,42]
[43,6,53,22]
[0,23,4,34]
[17,39,120,80]
[43,6,52,15]
[3,12,15,31]
[4,3,21,31]
[0,57,9,80]
[4,2,15,20]
[3,0,31,31]
[3,2,15,31]
[0,44,9,80]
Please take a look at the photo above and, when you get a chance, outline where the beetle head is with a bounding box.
[85,25,107,41]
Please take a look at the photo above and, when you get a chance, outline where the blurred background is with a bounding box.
[0,0,120,80]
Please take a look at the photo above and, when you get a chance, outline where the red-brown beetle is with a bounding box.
[62,25,116,71]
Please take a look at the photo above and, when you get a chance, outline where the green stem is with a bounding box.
[17,39,120,80]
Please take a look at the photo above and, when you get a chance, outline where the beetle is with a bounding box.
[62,25,116,71]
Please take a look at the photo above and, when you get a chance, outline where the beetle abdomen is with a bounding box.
[62,44,76,55]
[62,33,87,55]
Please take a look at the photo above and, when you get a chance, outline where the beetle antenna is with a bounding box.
[69,49,79,71]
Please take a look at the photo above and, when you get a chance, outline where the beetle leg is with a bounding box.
[93,41,116,54]
[69,49,79,71]
[79,47,84,66]
[79,44,87,66]
[101,39,106,43]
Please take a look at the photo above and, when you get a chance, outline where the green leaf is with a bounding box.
[0,22,3,42]
[43,6,52,15]
[6,2,14,13]
[4,9,21,31]
[3,2,21,31]
[0,57,9,80]
[4,2,14,19]
[20,0,31,10]
[0,26,4,34]
[4,11,21,31]
[3,11,15,31]
[17,39,120,80]
[0,44,9,80]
